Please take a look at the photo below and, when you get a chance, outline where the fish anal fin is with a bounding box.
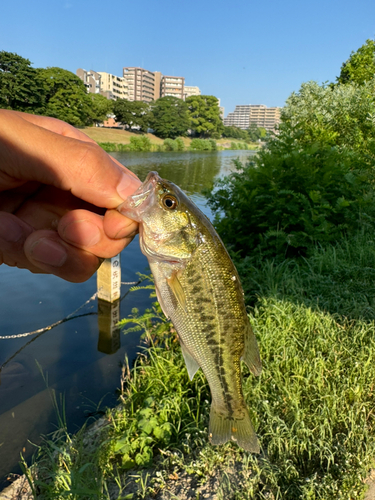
[209,404,260,453]
[241,323,262,376]
[167,271,187,312]
[179,341,200,380]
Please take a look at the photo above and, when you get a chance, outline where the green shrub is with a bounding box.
[229,142,249,150]
[163,138,178,151]
[189,138,213,151]
[175,137,185,151]
[98,142,131,152]
[207,144,375,260]
[98,141,117,152]
[208,139,217,151]
[129,135,152,152]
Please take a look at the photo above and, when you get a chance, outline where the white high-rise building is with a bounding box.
[224,104,281,131]
[98,72,128,100]
[183,86,201,100]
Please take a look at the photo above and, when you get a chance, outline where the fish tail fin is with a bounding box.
[209,404,260,453]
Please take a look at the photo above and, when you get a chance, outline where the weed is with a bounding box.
[20,235,375,499]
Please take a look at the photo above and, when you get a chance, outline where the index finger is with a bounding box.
[0,111,141,208]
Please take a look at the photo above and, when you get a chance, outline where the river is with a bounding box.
[0,150,255,489]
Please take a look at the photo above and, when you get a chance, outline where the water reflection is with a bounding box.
[111,150,255,219]
[97,299,121,355]
[111,151,222,192]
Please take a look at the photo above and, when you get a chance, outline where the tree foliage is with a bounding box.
[186,95,224,138]
[0,51,44,112]
[0,51,113,126]
[222,124,266,142]
[247,123,267,141]
[37,67,93,126]
[222,125,248,140]
[337,39,375,85]
[113,99,150,132]
[148,96,190,139]
[279,80,375,162]
[89,93,113,124]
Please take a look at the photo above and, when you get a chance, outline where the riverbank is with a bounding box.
[11,229,375,499]
[80,127,259,152]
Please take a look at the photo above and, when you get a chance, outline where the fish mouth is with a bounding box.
[117,171,160,221]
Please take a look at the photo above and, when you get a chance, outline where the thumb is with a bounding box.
[0,111,141,208]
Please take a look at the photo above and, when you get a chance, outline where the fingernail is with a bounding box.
[117,173,141,200]
[62,220,101,247]
[30,238,67,267]
[0,215,23,243]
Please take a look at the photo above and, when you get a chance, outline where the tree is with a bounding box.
[222,125,248,141]
[148,96,190,138]
[186,95,224,138]
[337,39,375,85]
[89,93,113,125]
[246,124,266,142]
[37,67,93,126]
[113,99,150,132]
[278,80,375,160]
[0,51,44,112]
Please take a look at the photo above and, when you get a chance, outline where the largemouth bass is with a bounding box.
[118,171,262,452]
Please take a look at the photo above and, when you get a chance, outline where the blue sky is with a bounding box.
[1,0,375,116]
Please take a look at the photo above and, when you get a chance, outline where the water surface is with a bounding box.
[0,150,255,489]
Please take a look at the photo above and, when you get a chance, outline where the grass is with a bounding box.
[20,229,375,499]
[79,127,258,152]
[80,127,165,146]
[237,229,375,320]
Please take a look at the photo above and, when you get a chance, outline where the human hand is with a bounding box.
[0,110,141,282]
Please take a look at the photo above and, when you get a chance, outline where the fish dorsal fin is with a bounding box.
[241,323,262,376]
[179,340,201,380]
[167,271,187,312]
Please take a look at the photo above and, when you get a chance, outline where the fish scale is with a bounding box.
[118,171,262,452]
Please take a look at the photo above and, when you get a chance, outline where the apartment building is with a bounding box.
[160,75,185,99]
[98,72,128,100]
[76,69,127,100]
[76,69,101,94]
[224,104,281,131]
[79,66,203,105]
[123,67,186,101]
[183,86,201,99]
[123,67,157,102]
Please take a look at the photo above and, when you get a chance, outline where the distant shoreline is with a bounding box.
[80,127,259,152]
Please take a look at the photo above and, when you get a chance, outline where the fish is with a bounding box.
[118,171,262,452]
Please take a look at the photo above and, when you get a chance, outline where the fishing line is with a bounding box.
[0,281,141,370]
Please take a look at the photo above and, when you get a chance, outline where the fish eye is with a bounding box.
[162,194,178,210]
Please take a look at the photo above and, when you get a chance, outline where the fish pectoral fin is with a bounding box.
[154,283,170,319]
[179,341,200,380]
[167,271,187,313]
[241,323,262,376]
